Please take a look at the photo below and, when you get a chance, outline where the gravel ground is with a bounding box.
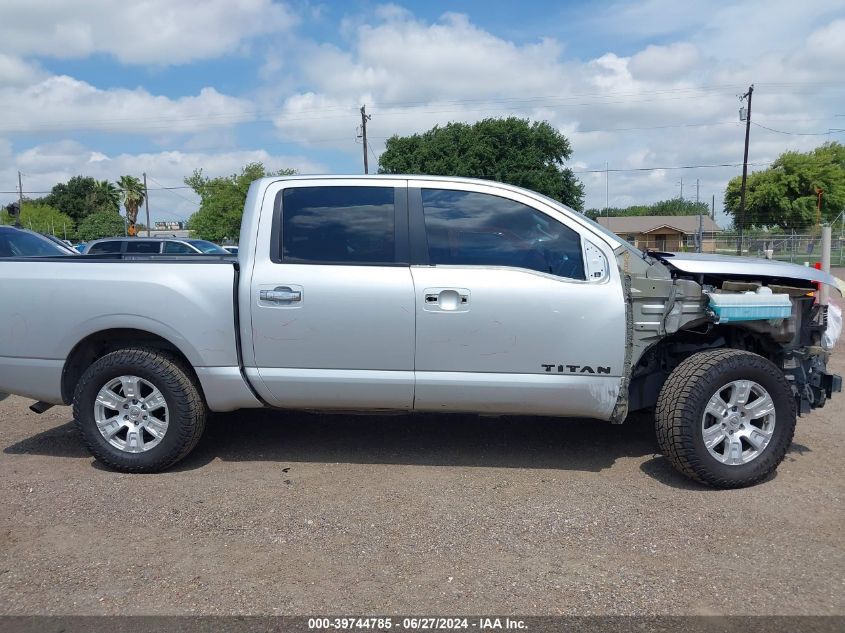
[0,286,843,616]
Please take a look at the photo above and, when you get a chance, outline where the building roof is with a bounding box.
[596,215,722,234]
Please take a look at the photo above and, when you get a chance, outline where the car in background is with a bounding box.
[83,237,230,255]
[0,226,78,258]
[222,245,239,255]
[39,233,80,255]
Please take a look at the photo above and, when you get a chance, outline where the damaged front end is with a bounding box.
[616,248,842,420]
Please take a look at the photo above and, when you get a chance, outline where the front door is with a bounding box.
[249,180,415,410]
[408,183,626,419]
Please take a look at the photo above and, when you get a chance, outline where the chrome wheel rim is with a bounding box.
[702,380,776,466]
[93,375,169,453]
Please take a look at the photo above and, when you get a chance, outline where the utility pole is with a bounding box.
[737,84,754,254]
[143,172,151,237]
[360,105,372,175]
[16,171,23,228]
[696,179,702,253]
[815,188,824,228]
[605,162,609,216]
[711,194,715,220]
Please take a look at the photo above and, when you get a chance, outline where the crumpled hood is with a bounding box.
[650,251,840,291]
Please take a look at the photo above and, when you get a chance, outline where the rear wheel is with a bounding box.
[73,348,206,472]
[655,349,796,488]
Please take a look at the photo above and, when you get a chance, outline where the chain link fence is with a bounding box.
[635,232,845,267]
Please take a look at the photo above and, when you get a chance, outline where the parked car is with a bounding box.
[0,225,77,257]
[83,237,229,255]
[39,233,80,255]
[0,176,840,487]
[222,245,239,255]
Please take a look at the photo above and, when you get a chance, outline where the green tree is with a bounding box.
[724,141,845,231]
[118,175,145,236]
[378,117,585,210]
[185,162,296,241]
[42,176,100,222]
[76,211,126,241]
[585,198,710,221]
[90,180,121,214]
[1,202,75,237]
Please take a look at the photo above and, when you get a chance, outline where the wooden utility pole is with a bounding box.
[815,188,824,228]
[360,105,372,174]
[737,84,754,254]
[143,172,151,237]
[696,179,702,253]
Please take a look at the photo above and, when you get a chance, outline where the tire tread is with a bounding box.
[655,348,796,489]
[72,347,206,473]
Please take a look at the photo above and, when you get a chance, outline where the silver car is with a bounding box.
[83,237,228,255]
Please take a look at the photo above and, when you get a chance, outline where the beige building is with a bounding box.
[597,215,722,252]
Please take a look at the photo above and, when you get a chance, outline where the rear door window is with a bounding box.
[163,241,196,254]
[126,241,162,254]
[88,241,123,254]
[279,186,396,264]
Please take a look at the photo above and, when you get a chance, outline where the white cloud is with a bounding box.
[0,0,296,65]
[0,75,255,135]
[2,0,842,225]
[628,43,700,81]
[0,53,44,86]
[267,3,844,217]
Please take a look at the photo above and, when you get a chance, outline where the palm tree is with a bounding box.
[92,180,120,214]
[118,175,145,236]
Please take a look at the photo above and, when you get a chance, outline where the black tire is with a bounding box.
[655,348,796,489]
[73,348,207,473]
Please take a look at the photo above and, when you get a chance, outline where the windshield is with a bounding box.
[186,240,227,254]
[0,229,73,257]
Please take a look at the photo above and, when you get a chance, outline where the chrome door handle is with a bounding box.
[260,287,301,303]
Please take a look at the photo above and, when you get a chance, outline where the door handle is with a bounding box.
[260,287,302,303]
[423,288,470,312]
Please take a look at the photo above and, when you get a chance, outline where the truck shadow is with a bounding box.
[179,409,669,476]
[10,408,794,489]
[5,409,666,475]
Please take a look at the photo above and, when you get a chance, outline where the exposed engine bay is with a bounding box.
[612,248,842,422]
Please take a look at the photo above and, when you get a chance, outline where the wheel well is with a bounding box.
[61,329,199,404]
[628,325,780,412]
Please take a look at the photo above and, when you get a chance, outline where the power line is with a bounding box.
[0,159,779,196]
[145,175,200,206]
[751,121,845,136]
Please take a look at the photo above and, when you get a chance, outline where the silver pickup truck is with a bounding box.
[0,175,840,487]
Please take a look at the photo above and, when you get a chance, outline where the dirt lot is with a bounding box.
[0,290,843,616]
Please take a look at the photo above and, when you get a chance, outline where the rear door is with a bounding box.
[248,179,415,410]
[408,181,626,419]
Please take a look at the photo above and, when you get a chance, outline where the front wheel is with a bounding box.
[73,348,207,472]
[655,349,796,488]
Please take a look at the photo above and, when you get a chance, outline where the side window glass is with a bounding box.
[88,241,121,254]
[164,241,194,254]
[281,186,395,264]
[421,189,585,280]
[126,241,161,254]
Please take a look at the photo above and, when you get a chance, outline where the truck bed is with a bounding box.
[0,257,241,404]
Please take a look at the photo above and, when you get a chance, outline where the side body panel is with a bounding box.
[0,260,241,404]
